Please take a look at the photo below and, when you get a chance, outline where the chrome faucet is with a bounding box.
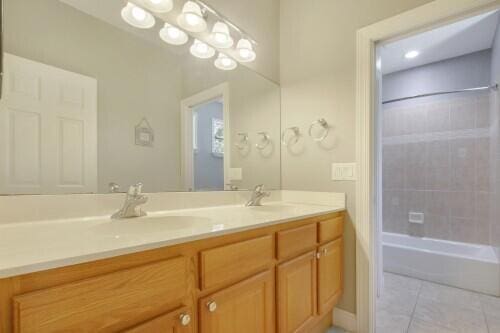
[246,184,270,206]
[111,183,148,219]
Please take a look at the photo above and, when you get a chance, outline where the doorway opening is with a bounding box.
[180,83,230,192]
[375,9,500,332]
[192,100,225,191]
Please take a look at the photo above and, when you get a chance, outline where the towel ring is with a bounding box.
[255,132,271,150]
[235,133,249,150]
[308,118,330,142]
[281,127,300,146]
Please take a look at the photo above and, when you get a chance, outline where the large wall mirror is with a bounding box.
[0,0,281,194]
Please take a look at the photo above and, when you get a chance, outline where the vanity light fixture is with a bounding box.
[121,2,156,29]
[405,50,420,59]
[190,39,215,59]
[235,38,256,62]
[209,22,233,49]
[177,1,207,33]
[142,0,173,13]
[159,23,189,45]
[214,53,237,71]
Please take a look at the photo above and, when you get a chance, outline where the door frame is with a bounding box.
[355,0,500,332]
[180,83,230,191]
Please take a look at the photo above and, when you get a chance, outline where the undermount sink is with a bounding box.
[94,216,212,236]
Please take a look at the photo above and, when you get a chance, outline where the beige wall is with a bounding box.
[279,0,434,313]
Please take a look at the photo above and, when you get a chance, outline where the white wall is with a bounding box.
[279,0,435,314]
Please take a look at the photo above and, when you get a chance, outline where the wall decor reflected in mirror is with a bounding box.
[0,0,281,194]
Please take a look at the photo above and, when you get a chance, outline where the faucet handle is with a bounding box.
[254,184,265,192]
[128,183,143,196]
[109,182,120,193]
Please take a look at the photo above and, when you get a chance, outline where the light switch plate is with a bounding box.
[331,163,357,181]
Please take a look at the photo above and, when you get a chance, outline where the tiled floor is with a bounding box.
[377,272,500,333]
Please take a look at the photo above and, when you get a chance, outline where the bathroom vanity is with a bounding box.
[0,205,344,333]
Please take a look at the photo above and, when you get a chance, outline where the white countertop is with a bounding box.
[0,202,344,278]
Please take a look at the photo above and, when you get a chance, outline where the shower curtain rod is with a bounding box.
[382,83,498,105]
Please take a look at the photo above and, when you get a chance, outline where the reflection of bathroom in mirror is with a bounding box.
[0,0,281,195]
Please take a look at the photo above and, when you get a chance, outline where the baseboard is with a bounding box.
[333,307,357,332]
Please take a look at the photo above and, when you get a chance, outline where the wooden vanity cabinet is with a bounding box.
[277,251,318,333]
[277,216,344,333]
[199,270,275,333]
[0,211,344,333]
[318,239,343,314]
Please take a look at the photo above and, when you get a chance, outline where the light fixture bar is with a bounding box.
[194,0,258,46]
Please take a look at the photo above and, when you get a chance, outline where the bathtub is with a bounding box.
[383,232,500,296]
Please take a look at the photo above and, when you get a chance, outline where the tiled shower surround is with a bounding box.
[382,92,498,245]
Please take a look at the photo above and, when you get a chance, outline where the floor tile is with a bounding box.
[485,314,500,333]
[378,287,419,316]
[408,318,457,333]
[479,293,500,318]
[383,272,422,294]
[378,273,421,317]
[376,308,411,333]
[419,281,482,311]
[413,296,488,333]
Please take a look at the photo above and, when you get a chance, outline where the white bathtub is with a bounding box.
[383,232,500,296]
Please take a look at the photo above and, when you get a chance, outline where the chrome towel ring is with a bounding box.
[308,118,330,142]
[235,133,249,150]
[255,132,271,150]
[281,127,300,146]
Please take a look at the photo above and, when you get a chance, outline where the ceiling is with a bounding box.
[379,10,500,74]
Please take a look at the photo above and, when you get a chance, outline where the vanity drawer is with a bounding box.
[200,235,274,290]
[13,256,188,332]
[277,223,317,260]
[124,306,193,333]
[318,216,344,243]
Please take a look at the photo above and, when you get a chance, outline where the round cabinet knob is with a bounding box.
[207,301,217,312]
[179,313,191,326]
[316,252,321,259]
[322,248,328,255]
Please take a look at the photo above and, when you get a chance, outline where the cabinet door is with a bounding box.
[124,306,193,333]
[318,238,343,314]
[199,270,274,333]
[277,251,317,333]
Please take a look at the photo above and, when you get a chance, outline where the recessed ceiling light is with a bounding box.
[405,50,420,59]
